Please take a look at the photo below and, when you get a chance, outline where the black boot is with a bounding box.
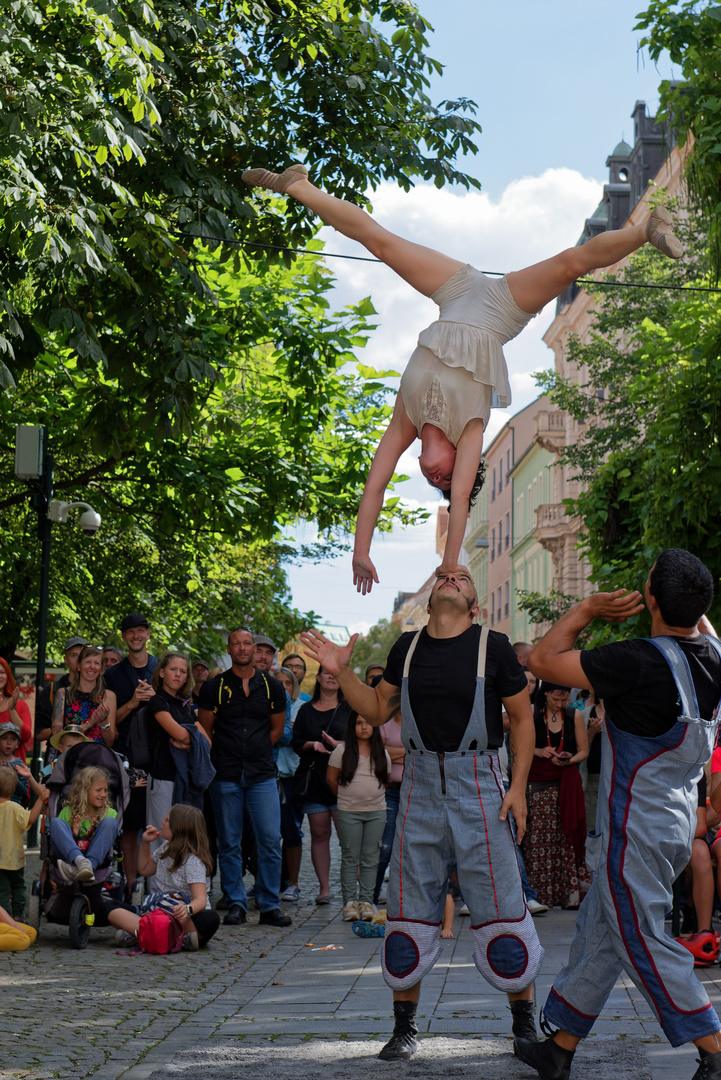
[378,1001,418,1061]
[510,999,538,1042]
[513,1035,575,1080]
[692,1049,721,1080]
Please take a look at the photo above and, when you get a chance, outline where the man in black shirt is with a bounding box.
[198,628,291,929]
[302,568,539,1061]
[104,613,158,897]
[518,549,721,1080]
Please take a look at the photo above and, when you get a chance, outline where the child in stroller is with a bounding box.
[29,741,130,948]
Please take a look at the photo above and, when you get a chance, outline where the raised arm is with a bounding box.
[300,628,399,725]
[436,419,484,576]
[353,392,417,595]
[529,589,645,689]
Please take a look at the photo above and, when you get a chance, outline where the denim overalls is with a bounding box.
[545,635,721,1047]
[382,627,543,993]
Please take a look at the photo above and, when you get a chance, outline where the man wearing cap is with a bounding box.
[198,628,291,928]
[104,614,158,896]
[191,659,210,709]
[35,636,87,745]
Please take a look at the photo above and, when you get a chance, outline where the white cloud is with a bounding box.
[287,168,603,633]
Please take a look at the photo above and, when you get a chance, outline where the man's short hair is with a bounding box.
[649,549,714,628]
[102,645,124,659]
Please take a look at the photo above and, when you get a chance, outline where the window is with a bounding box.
[491,592,495,625]
[497,588,502,621]
[504,580,510,618]
[499,459,503,489]
[492,468,496,501]
[490,527,495,561]
[505,512,511,550]
[519,493,524,534]
[506,448,512,480]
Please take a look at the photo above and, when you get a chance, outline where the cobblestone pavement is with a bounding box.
[3,837,721,1080]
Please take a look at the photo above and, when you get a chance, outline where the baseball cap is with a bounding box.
[192,658,210,670]
[120,613,149,632]
[0,721,21,741]
[253,635,277,652]
[50,725,92,750]
[64,636,88,651]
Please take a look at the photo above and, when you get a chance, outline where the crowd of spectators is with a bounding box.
[0,613,719,962]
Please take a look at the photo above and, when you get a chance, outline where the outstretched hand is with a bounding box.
[587,589,645,623]
[352,554,379,595]
[300,628,359,680]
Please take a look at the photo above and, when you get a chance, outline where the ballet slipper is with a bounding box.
[646,205,683,260]
[241,164,308,194]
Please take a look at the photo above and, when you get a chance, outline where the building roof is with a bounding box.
[611,139,632,158]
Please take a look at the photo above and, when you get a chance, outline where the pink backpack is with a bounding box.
[137,909,184,954]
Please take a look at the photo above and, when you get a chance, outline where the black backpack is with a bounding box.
[128,706,152,771]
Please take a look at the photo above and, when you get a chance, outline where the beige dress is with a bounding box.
[399,264,535,445]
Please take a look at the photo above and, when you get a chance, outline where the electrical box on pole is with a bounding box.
[14,425,45,480]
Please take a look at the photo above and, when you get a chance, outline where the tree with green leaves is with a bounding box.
[350,617,403,675]
[0,0,484,659]
[636,1,721,277]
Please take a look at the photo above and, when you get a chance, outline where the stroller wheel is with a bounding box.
[68,895,91,950]
[27,891,41,932]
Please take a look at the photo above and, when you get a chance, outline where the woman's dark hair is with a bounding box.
[440,458,487,510]
[649,548,713,628]
[339,711,389,788]
[311,666,345,705]
[532,681,571,725]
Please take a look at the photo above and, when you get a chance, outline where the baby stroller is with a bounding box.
[28,742,130,949]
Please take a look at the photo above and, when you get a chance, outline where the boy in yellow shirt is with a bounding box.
[0,766,49,920]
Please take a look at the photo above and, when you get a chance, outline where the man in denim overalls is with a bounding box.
[516,549,721,1080]
[302,569,542,1060]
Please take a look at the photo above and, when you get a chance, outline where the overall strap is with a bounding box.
[402,631,423,680]
[476,626,490,678]
[645,636,700,718]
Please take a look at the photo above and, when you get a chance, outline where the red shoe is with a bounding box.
[676,930,720,967]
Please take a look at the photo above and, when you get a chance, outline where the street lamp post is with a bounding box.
[14,426,102,843]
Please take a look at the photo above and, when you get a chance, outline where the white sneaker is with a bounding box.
[280,885,300,902]
[376,888,387,905]
[527,898,548,915]
[57,859,78,882]
[343,901,360,921]
[74,857,95,882]
[458,903,470,916]
[358,902,376,922]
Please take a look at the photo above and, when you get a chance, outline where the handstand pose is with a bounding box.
[243,165,683,592]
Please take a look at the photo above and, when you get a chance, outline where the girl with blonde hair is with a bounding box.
[49,765,118,883]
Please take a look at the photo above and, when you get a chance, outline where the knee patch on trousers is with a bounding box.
[472,909,543,992]
[382,919,442,991]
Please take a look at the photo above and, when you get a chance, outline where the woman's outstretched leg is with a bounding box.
[507,207,683,314]
[242,165,464,298]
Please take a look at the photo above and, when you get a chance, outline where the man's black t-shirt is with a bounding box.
[198,669,285,784]
[383,624,528,752]
[147,688,195,781]
[104,655,159,759]
[580,635,721,738]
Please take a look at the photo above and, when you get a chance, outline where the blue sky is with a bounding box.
[283,1,675,637]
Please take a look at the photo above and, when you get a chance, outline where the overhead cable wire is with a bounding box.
[179,233,721,294]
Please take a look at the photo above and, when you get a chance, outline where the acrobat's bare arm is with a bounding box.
[353,393,416,595]
[436,418,485,577]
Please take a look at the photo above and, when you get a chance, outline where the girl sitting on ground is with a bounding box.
[243,165,684,590]
[326,712,391,923]
[106,804,219,951]
[49,766,119,883]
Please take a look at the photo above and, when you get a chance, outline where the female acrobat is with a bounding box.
[242,164,683,594]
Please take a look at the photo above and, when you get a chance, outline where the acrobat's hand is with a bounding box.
[353,553,379,595]
[586,589,645,623]
[435,561,462,580]
[300,627,359,680]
